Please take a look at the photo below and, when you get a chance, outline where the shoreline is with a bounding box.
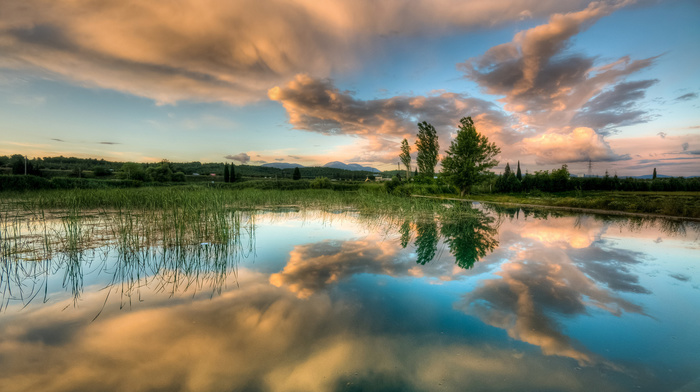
[411,194,700,222]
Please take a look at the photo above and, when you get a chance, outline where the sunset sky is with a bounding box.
[1,0,698,176]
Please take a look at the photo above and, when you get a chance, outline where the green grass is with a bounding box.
[460,190,700,218]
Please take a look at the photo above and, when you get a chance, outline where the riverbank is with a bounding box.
[412,191,700,220]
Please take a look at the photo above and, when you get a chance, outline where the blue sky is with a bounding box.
[0,0,698,175]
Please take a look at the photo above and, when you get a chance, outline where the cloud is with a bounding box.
[224,153,250,164]
[674,92,698,102]
[682,142,689,151]
[522,127,630,164]
[98,141,120,145]
[458,0,656,163]
[0,0,597,105]
[50,138,65,142]
[657,132,666,139]
[269,74,516,163]
[288,155,302,160]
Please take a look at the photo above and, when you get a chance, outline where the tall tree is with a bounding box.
[292,167,301,180]
[399,138,411,179]
[516,161,522,180]
[441,117,501,196]
[653,168,657,180]
[415,121,439,178]
[224,163,230,183]
[230,164,236,182]
[504,162,512,177]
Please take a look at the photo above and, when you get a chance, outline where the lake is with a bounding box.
[1,203,699,391]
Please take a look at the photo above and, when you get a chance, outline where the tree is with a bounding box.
[504,162,512,178]
[224,163,230,183]
[292,167,301,180]
[118,162,149,182]
[416,121,439,178]
[516,161,522,180]
[230,164,236,182]
[441,117,501,196]
[653,168,657,180]
[399,138,411,179]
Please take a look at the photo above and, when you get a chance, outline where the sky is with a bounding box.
[0,0,698,176]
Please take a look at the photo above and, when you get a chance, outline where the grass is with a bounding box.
[458,190,700,219]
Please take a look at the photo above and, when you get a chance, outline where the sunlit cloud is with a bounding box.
[522,127,630,164]
[0,0,596,105]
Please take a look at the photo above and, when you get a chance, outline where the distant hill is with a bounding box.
[261,162,305,169]
[323,161,379,172]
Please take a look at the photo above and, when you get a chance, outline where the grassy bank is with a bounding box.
[459,191,700,219]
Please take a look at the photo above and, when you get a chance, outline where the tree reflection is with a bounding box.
[414,220,438,265]
[440,210,499,269]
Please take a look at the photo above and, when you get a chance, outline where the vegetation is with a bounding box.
[399,138,411,179]
[441,117,501,196]
[416,121,439,178]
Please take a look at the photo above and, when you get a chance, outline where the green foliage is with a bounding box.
[310,177,332,189]
[400,138,411,179]
[516,161,522,181]
[146,160,174,182]
[10,155,41,176]
[172,172,186,182]
[292,167,301,180]
[93,166,111,177]
[441,117,501,196]
[653,168,657,180]
[117,162,149,182]
[224,164,230,183]
[416,121,439,177]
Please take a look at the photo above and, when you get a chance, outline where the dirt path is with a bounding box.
[410,194,700,222]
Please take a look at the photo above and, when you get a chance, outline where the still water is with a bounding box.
[1,204,699,391]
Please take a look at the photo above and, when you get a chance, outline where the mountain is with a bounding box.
[261,162,305,169]
[322,161,380,172]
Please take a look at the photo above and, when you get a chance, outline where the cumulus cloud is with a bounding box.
[522,127,630,164]
[0,0,596,105]
[269,74,517,163]
[457,1,659,164]
[224,153,250,164]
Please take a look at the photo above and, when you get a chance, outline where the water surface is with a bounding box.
[1,205,699,391]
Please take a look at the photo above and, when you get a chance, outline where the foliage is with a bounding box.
[399,138,411,179]
[441,117,501,196]
[117,162,149,182]
[516,161,522,181]
[292,167,301,180]
[416,121,439,178]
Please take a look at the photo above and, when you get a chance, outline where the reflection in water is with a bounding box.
[1,206,700,391]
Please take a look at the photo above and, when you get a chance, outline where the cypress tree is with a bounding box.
[224,163,230,183]
[516,161,522,180]
[293,167,301,180]
[504,162,512,178]
[653,168,657,180]
[231,164,236,182]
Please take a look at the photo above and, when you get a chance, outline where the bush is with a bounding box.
[310,177,332,189]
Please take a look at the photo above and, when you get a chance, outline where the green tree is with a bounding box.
[292,167,301,180]
[230,164,236,182]
[504,162,512,178]
[415,220,439,265]
[118,162,149,182]
[146,160,174,182]
[441,117,501,196]
[399,138,411,179]
[440,209,498,269]
[516,161,522,181]
[224,163,230,183]
[653,168,657,180]
[416,121,439,178]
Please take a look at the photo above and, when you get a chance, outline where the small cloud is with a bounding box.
[99,141,120,145]
[674,92,698,102]
[275,158,285,162]
[288,155,301,160]
[682,142,689,151]
[224,153,250,164]
[657,132,666,139]
[50,138,65,142]
[669,273,690,282]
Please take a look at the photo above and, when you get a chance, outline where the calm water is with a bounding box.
[1,205,699,391]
